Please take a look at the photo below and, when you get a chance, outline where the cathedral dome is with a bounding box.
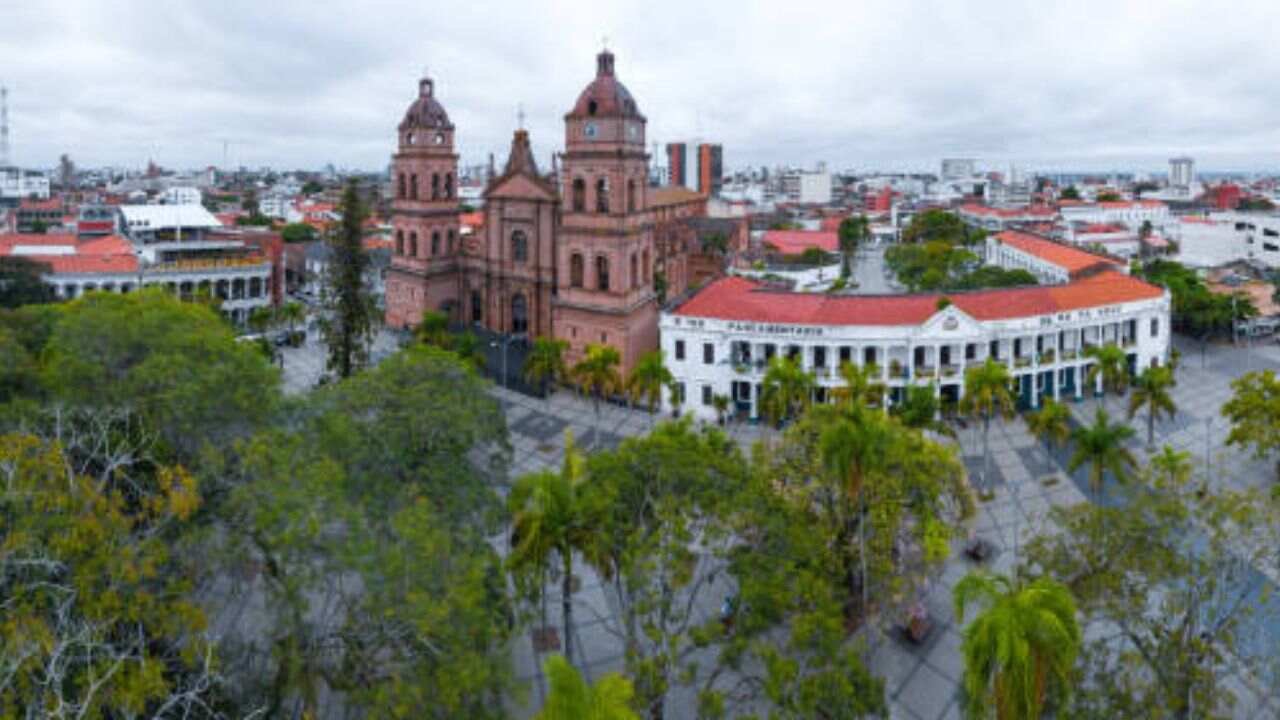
[568,50,644,120]
[400,77,452,131]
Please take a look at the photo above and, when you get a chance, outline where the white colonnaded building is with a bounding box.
[661,231,1171,422]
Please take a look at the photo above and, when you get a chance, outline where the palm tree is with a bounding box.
[572,344,622,448]
[711,393,731,426]
[760,355,815,426]
[625,349,673,420]
[248,305,276,334]
[1024,398,1070,475]
[1128,365,1176,449]
[535,654,638,720]
[525,337,570,400]
[820,415,893,626]
[1085,343,1129,411]
[953,571,1081,720]
[1149,445,1194,490]
[280,300,305,332]
[831,361,885,414]
[416,309,451,348]
[1068,407,1137,502]
[961,359,1016,488]
[508,432,605,665]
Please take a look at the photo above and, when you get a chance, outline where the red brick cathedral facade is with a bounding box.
[385,50,717,373]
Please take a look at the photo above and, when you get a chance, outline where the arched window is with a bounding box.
[570,252,584,288]
[630,253,638,289]
[511,294,528,334]
[572,178,586,212]
[398,173,406,199]
[596,177,610,214]
[471,290,483,324]
[395,229,404,255]
[431,231,440,255]
[409,232,418,257]
[410,174,418,200]
[596,255,610,291]
[431,174,440,200]
[642,248,651,284]
[447,229,455,254]
[627,179,637,213]
[444,173,453,199]
[512,230,528,263]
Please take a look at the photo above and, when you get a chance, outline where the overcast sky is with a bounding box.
[4,1,1280,174]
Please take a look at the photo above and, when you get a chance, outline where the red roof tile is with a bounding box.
[674,272,1162,326]
[762,230,839,254]
[994,230,1120,276]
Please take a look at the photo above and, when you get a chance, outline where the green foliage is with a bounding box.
[1095,191,1122,202]
[885,240,978,292]
[901,209,972,245]
[525,336,570,397]
[1128,364,1176,448]
[760,355,815,425]
[1068,407,1137,499]
[699,232,730,256]
[1221,370,1280,469]
[625,349,673,414]
[0,255,56,308]
[1085,343,1130,405]
[892,382,951,437]
[300,179,324,196]
[953,571,1081,720]
[1237,197,1275,211]
[280,221,318,243]
[962,359,1017,486]
[947,266,1039,291]
[572,343,623,437]
[536,654,638,720]
[1059,186,1081,200]
[320,180,378,378]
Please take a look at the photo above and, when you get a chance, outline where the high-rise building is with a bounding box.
[697,143,722,196]
[666,142,688,187]
[1169,157,1194,189]
[941,158,977,181]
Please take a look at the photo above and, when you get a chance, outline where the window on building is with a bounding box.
[703,343,714,365]
[395,229,404,255]
[642,249,651,284]
[596,256,610,291]
[512,230,528,262]
[471,291,482,324]
[630,253,638,289]
[447,229,455,254]
[675,382,685,405]
[675,339,685,361]
[512,294,528,334]
[702,385,713,406]
[570,253,584,287]
[445,173,453,199]
[813,346,826,368]
[596,177,610,213]
[572,178,586,212]
[431,231,440,255]
[410,174,418,200]
[409,232,418,257]
[397,174,406,199]
[1150,317,1159,337]
[627,179,637,213]
[839,346,852,365]
[431,174,440,200]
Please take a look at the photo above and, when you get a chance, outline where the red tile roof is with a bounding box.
[1097,200,1165,209]
[0,233,138,275]
[460,211,484,229]
[674,272,1164,327]
[762,230,839,254]
[994,230,1121,276]
[42,255,139,274]
[960,204,1057,218]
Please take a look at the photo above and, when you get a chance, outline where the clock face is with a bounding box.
[584,122,598,139]
[433,132,445,145]
[627,123,638,140]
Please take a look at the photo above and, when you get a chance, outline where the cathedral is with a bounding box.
[383,49,727,373]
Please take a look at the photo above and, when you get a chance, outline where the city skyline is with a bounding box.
[3,1,1280,173]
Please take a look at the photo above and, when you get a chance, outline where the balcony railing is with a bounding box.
[145,257,270,275]
[1014,356,1032,368]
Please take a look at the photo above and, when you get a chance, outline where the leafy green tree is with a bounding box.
[953,571,1081,720]
[280,221,318,244]
[1059,185,1081,201]
[1221,369,1280,480]
[1128,364,1176,449]
[1024,454,1277,717]
[838,215,870,278]
[901,208,969,245]
[760,355,815,425]
[1096,191,1122,202]
[1025,398,1070,475]
[509,432,607,666]
[0,432,225,717]
[0,255,55,308]
[248,304,276,333]
[536,654,638,720]
[572,343,623,446]
[1085,343,1129,410]
[525,336,570,399]
[301,179,324,195]
[416,308,452,347]
[319,180,377,379]
[625,349,673,418]
[892,382,953,437]
[279,300,305,334]
[1068,407,1137,501]
[831,360,885,410]
[947,266,1039,291]
[961,358,1016,488]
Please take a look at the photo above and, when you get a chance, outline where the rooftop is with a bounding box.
[672,272,1164,327]
[648,186,705,208]
[120,204,221,231]
[762,229,839,254]
[994,230,1122,276]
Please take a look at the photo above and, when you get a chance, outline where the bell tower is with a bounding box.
[553,50,657,372]
[384,74,463,329]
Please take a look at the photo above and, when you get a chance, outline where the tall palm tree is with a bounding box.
[961,359,1016,488]
[820,415,893,626]
[953,571,1081,720]
[535,654,638,720]
[509,432,605,665]
[1068,407,1137,502]
[1024,398,1070,475]
[760,355,815,426]
[280,301,305,335]
[1085,343,1129,411]
[831,360,885,414]
[572,344,622,448]
[1128,365,1176,449]
[625,349,673,420]
[525,337,570,400]
[1149,445,1194,490]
